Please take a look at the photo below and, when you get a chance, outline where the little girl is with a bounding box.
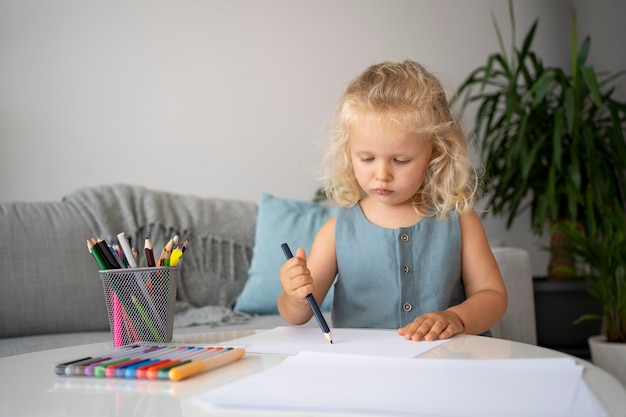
[278,60,507,341]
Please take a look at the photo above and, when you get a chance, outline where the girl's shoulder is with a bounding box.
[457,209,479,223]
[335,202,361,220]
[458,209,488,237]
[316,214,337,238]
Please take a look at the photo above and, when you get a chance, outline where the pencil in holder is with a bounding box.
[99,267,178,348]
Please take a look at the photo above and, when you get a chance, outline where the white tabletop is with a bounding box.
[1,330,624,417]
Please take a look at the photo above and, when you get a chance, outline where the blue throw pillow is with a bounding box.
[234,193,336,315]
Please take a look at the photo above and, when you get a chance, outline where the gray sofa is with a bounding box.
[0,184,537,358]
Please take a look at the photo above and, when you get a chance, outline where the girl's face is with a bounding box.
[349,119,432,207]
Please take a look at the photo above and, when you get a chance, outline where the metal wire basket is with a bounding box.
[99,267,178,348]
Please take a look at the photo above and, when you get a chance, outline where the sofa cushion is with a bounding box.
[0,201,110,338]
[234,194,336,315]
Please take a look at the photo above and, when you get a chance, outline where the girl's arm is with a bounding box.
[399,210,508,341]
[278,217,338,325]
[450,210,508,334]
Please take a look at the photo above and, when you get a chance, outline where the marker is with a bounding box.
[95,239,122,269]
[61,345,143,376]
[170,246,184,266]
[92,345,164,378]
[134,346,199,379]
[169,347,246,381]
[117,232,138,268]
[111,243,126,267]
[171,239,189,266]
[55,357,92,376]
[146,347,220,380]
[110,346,174,378]
[112,292,123,347]
[83,346,154,376]
[156,347,224,380]
[120,301,141,343]
[281,243,333,344]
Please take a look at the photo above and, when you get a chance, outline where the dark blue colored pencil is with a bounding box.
[281,243,333,343]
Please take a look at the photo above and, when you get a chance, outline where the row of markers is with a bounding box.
[55,344,245,381]
[86,233,189,269]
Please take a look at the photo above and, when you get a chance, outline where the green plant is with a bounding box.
[554,205,626,343]
[451,1,626,279]
[313,187,327,203]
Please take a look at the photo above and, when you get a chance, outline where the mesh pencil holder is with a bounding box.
[99,267,178,348]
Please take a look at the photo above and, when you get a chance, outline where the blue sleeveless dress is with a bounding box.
[331,203,466,329]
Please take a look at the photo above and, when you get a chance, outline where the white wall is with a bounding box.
[1,0,624,277]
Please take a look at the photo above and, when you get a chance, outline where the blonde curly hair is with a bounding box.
[322,60,480,218]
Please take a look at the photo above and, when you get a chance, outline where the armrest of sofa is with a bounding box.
[0,201,110,338]
[490,246,537,345]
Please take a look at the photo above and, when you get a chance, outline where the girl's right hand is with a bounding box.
[279,247,314,307]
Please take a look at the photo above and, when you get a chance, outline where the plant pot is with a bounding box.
[533,278,603,358]
[588,335,626,388]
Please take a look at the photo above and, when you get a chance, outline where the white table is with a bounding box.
[1,331,624,417]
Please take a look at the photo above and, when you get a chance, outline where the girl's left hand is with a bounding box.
[397,311,464,342]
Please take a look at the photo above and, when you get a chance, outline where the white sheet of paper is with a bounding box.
[570,378,609,417]
[217,326,450,357]
[195,351,594,417]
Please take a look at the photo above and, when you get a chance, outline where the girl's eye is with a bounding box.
[394,159,411,164]
[360,157,374,162]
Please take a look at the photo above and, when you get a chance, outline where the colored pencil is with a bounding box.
[144,237,156,267]
[281,243,333,344]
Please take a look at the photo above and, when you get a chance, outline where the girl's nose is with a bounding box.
[375,163,392,182]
